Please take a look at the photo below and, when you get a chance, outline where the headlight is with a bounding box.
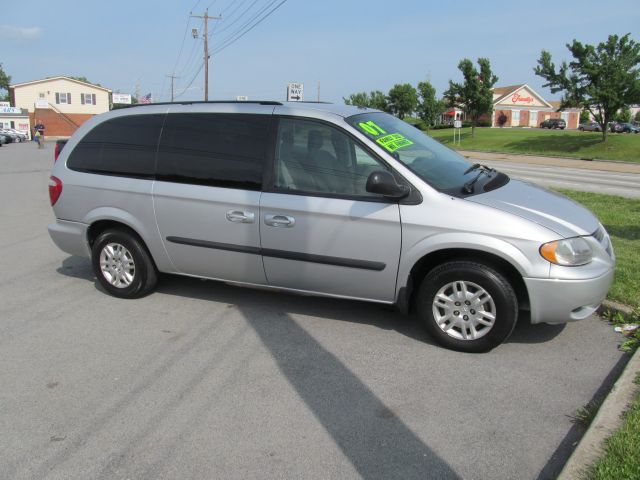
[540,237,593,266]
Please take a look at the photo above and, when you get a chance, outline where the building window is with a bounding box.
[81,93,96,105]
[38,92,45,99]
[55,92,71,104]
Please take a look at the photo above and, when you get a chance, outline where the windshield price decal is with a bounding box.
[375,133,414,152]
[358,120,387,136]
[357,120,413,152]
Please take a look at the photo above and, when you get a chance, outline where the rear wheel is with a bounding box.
[417,261,518,352]
[91,228,157,298]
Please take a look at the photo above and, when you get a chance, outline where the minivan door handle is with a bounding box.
[226,210,255,223]
[265,214,295,228]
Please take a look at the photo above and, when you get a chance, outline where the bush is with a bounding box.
[431,124,454,130]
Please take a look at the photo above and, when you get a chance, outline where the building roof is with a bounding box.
[548,100,580,111]
[9,76,112,93]
[492,84,525,99]
[492,84,553,109]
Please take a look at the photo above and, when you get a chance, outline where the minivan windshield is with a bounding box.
[345,112,490,195]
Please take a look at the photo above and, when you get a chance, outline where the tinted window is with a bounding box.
[274,118,388,196]
[156,113,269,190]
[67,114,164,177]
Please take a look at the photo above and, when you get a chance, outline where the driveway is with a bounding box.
[0,142,627,479]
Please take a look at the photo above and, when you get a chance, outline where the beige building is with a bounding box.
[9,76,112,137]
[491,84,580,129]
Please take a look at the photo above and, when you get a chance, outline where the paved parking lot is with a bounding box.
[0,142,628,480]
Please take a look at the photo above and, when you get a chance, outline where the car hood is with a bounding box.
[467,179,599,238]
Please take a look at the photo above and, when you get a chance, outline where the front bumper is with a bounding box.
[48,219,90,258]
[524,268,615,324]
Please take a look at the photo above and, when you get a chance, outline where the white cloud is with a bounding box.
[0,25,43,40]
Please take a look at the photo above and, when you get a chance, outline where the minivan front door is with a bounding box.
[153,109,271,284]
[260,117,401,302]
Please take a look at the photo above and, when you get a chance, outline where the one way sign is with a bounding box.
[287,82,304,102]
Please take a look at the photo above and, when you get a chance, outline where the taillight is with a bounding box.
[54,143,61,162]
[49,176,63,205]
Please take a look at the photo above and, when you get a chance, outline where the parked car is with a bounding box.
[578,122,602,132]
[48,102,615,352]
[608,122,624,133]
[0,133,8,145]
[539,118,566,129]
[0,129,18,143]
[620,123,640,134]
[7,128,28,142]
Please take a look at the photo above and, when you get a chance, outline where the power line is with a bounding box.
[212,0,286,55]
[174,63,204,99]
[212,0,258,36]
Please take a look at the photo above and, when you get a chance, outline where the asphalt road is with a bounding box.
[480,160,640,199]
[0,142,628,480]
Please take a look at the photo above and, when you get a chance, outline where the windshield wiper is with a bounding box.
[463,164,495,194]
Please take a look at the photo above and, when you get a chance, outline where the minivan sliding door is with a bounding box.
[153,110,270,284]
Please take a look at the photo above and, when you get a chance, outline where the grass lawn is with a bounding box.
[557,190,640,310]
[588,374,640,480]
[426,127,640,163]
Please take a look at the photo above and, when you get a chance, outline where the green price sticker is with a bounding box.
[375,133,414,152]
[358,120,387,136]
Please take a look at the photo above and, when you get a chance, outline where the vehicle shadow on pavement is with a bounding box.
[57,255,566,347]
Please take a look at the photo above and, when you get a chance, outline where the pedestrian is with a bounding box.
[34,120,45,148]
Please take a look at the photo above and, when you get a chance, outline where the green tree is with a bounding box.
[444,58,498,137]
[615,105,632,123]
[369,90,390,112]
[534,33,640,141]
[0,63,11,103]
[343,90,390,112]
[343,91,371,107]
[387,83,418,119]
[416,80,444,130]
[580,109,591,124]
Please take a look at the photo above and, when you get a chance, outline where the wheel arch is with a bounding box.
[397,247,530,315]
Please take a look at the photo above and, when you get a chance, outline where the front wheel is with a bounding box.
[91,228,158,298]
[417,261,518,352]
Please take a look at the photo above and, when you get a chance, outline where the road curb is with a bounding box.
[557,347,640,479]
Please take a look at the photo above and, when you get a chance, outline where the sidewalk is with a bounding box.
[458,150,640,174]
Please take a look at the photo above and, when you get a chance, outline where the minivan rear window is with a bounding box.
[156,113,270,190]
[67,114,164,178]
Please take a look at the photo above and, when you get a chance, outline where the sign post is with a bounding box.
[454,119,462,146]
[287,82,303,102]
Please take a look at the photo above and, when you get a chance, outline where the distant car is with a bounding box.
[0,130,18,143]
[0,134,6,145]
[578,122,602,132]
[6,128,28,142]
[608,122,623,133]
[620,123,640,134]
[540,118,566,129]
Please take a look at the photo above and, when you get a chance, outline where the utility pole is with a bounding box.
[166,73,179,102]
[190,10,221,101]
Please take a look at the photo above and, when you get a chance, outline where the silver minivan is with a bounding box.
[48,101,615,352]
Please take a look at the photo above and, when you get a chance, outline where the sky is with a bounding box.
[2,0,639,104]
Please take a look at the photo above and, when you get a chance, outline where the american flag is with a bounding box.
[139,93,152,104]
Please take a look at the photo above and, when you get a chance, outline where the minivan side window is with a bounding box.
[156,113,270,190]
[274,118,388,196]
[67,114,164,178]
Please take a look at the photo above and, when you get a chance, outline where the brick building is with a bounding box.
[491,84,580,129]
[9,76,112,137]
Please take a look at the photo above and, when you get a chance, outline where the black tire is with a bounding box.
[91,228,158,298]
[416,261,518,353]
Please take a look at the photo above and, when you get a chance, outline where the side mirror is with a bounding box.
[365,171,410,199]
